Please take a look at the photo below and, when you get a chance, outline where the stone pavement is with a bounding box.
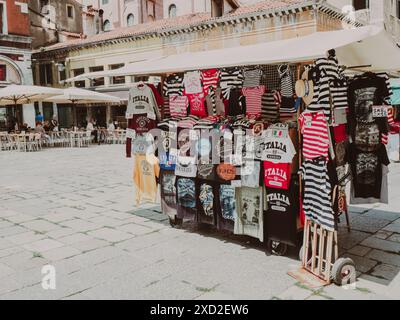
[0,145,399,300]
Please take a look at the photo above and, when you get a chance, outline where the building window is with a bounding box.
[0,65,6,81]
[103,19,111,31]
[39,64,53,86]
[397,0,400,19]
[168,4,177,18]
[73,68,85,88]
[211,0,223,18]
[110,64,125,85]
[127,13,134,26]
[353,0,369,10]
[57,62,66,82]
[89,66,104,87]
[0,2,7,34]
[67,5,74,19]
[102,0,109,5]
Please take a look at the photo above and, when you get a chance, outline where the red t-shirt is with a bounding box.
[263,161,291,190]
[187,92,207,118]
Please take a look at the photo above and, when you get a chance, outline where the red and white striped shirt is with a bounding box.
[382,108,395,145]
[201,69,220,95]
[242,85,266,117]
[169,95,188,117]
[299,111,330,160]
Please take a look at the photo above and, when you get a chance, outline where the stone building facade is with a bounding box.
[32,0,363,128]
[0,0,34,129]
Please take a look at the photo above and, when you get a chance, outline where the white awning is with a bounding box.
[336,29,400,73]
[66,25,383,82]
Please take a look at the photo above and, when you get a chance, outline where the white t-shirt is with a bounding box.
[261,125,296,163]
[183,71,202,94]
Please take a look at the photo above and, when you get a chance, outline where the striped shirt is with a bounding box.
[300,159,335,231]
[299,111,330,160]
[242,86,266,117]
[201,69,220,95]
[243,68,263,88]
[169,95,188,117]
[330,79,348,109]
[261,90,281,122]
[278,65,294,97]
[376,72,393,99]
[220,67,244,99]
[315,56,340,81]
[163,74,184,97]
[382,108,395,145]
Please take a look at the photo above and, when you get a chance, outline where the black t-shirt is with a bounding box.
[347,75,390,148]
[160,169,177,218]
[347,144,390,199]
[176,177,197,221]
[264,178,299,246]
[196,180,217,226]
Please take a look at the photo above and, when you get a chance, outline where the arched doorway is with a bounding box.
[0,56,23,131]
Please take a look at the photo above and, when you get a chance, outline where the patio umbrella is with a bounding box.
[0,84,64,106]
[44,87,122,127]
[44,87,122,104]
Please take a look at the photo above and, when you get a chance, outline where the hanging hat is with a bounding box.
[295,70,314,106]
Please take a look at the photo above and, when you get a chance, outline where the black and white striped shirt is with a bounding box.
[243,68,263,88]
[163,74,184,97]
[261,91,280,122]
[300,159,335,231]
[330,79,348,109]
[219,67,244,99]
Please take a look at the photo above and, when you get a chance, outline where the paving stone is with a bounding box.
[363,210,400,222]
[46,227,76,239]
[70,239,109,252]
[23,239,64,253]
[348,215,392,234]
[21,219,59,233]
[42,246,82,261]
[344,254,378,274]
[383,223,400,234]
[87,228,133,243]
[0,221,14,230]
[5,214,37,224]
[361,237,400,254]
[359,274,391,286]
[0,262,15,278]
[338,229,371,250]
[119,223,153,236]
[6,231,47,245]
[373,230,393,240]
[0,226,28,237]
[370,264,400,281]
[61,219,101,232]
[367,249,400,267]
[347,245,372,257]
[388,234,400,243]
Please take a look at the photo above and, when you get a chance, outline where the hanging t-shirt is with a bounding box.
[163,73,184,96]
[263,161,291,190]
[183,71,202,94]
[347,74,390,147]
[197,163,216,181]
[347,144,390,199]
[217,184,237,231]
[261,124,296,163]
[241,161,261,188]
[125,115,157,158]
[175,156,198,178]
[187,92,207,118]
[219,67,244,99]
[242,86,266,116]
[265,178,299,246]
[169,95,188,117]
[243,68,263,88]
[227,88,246,116]
[160,169,177,219]
[196,182,216,226]
[132,153,160,206]
[299,111,330,160]
[300,159,335,231]
[234,187,264,242]
[176,177,196,220]
[201,69,220,95]
[127,85,160,120]
[159,152,177,171]
[261,90,281,122]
